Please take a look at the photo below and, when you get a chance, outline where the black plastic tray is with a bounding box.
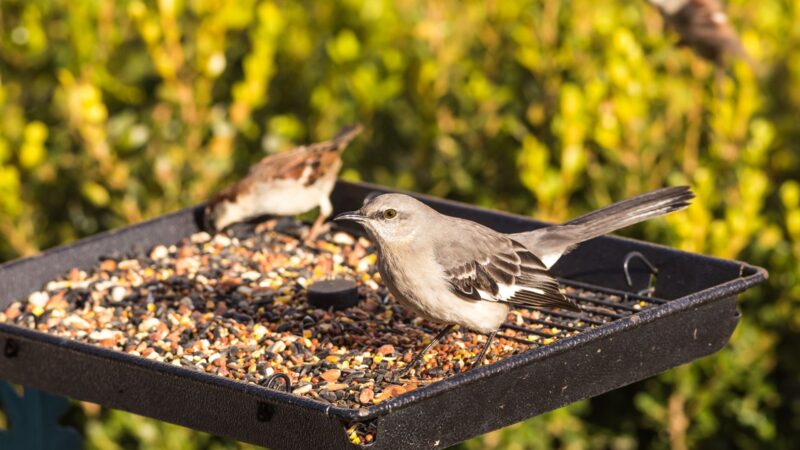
[0,181,767,449]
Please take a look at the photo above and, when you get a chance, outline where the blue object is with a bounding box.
[0,381,82,450]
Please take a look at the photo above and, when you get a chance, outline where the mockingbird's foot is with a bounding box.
[389,366,413,383]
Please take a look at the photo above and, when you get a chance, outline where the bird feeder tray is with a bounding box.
[0,181,767,450]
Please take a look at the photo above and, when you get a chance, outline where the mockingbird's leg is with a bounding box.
[395,324,455,379]
[472,331,497,369]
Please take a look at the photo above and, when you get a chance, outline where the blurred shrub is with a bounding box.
[1,0,799,448]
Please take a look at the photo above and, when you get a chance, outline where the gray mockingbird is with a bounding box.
[335,186,694,376]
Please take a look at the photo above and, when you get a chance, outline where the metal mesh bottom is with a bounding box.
[500,280,667,346]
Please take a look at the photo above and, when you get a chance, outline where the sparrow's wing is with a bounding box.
[434,223,580,311]
[249,123,364,184]
[684,0,738,39]
[663,0,746,62]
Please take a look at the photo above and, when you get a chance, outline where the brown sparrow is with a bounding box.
[649,0,751,66]
[204,124,363,240]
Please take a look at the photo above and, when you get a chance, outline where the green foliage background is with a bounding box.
[1,0,799,448]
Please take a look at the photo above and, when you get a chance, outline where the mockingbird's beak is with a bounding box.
[334,210,366,223]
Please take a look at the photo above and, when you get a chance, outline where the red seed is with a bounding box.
[320,369,341,383]
[377,344,395,356]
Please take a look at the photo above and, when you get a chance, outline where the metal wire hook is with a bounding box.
[623,251,659,297]
[262,372,292,393]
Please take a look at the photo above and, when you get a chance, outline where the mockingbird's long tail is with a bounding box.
[511,186,694,268]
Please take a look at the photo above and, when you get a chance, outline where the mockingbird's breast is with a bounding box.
[377,247,510,334]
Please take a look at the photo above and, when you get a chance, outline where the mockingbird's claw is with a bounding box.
[390,361,417,382]
[388,368,410,384]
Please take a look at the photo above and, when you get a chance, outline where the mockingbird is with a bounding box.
[335,186,694,375]
[204,124,363,240]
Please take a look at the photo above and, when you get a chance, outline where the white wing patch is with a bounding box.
[540,253,562,269]
[478,284,546,302]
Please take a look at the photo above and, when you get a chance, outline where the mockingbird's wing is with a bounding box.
[433,223,580,312]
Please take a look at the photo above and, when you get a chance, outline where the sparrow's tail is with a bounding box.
[512,186,694,268]
[333,123,364,146]
[312,123,364,153]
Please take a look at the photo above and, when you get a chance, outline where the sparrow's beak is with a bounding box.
[334,210,367,223]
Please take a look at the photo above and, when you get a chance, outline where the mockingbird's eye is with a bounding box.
[383,208,398,220]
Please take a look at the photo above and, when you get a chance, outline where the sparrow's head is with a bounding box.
[334,193,433,245]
